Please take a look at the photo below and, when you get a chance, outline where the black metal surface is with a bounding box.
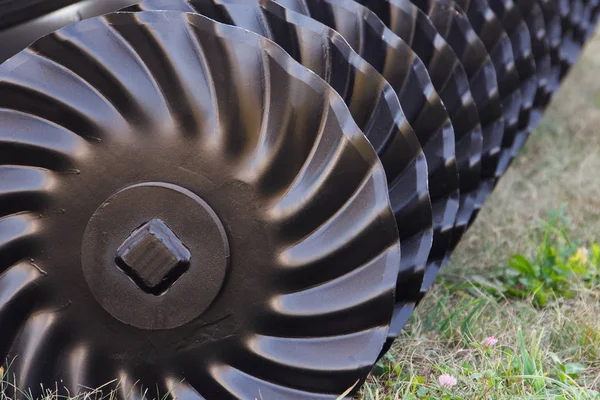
[420,0,521,231]
[585,0,600,42]
[537,0,562,103]
[572,0,593,44]
[486,0,538,174]
[359,0,503,245]
[558,0,585,77]
[419,2,505,232]
[0,10,402,398]
[570,0,589,45]
[131,0,436,362]
[275,0,460,351]
[371,0,485,289]
[516,0,552,134]
[581,0,600,44]
[578,0,600,43]
[0,0,139,63]
[134,0,434,322]
[349,0,483,294]
[578,0,594,39]
[0,0,80,29]
[558,0,600,72]
[455,0,524,179]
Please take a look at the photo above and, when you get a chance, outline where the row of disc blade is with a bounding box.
[0,0,597,398]
[311,0,600,362]
[0,4,404,398]
[355,0,599,363]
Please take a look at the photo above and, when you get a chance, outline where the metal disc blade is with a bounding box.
[274,0,460,350]
[585,0,600,42]
[537,0,562,102]
[515,0,552,136]
[455,0,524,181]
[569,0,589,45]
[0,11,401,398]
[407,0,505,234]
[355,0,504,261]
[576,0,600,43]
[486,0,538,173]
[352,0,484,296]
[0,0,139,63]
[558,0,585,77]
[130,0,435,346]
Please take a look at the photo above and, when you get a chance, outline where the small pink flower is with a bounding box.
[482,336,499,347]
[438,373,457,388]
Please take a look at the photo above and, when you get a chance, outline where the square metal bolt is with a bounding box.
[116,218,191,293]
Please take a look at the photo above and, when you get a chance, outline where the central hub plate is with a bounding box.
[82,182,229,330]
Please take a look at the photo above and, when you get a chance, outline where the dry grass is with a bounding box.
[363,33,600,399]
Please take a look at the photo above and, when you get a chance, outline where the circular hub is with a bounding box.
[82,182,229,330]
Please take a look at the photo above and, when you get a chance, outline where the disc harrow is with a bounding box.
[0,0,597,397]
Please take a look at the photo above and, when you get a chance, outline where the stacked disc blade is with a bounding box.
[0,0,598,397]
